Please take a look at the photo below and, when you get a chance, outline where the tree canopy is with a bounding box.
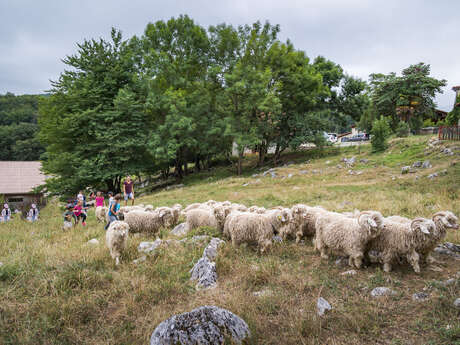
[37,16,376,195]
[0,93,44,161]
[368,63,446,130]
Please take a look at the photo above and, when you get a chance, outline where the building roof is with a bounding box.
[0,161,47,194]
[452,86,460,91]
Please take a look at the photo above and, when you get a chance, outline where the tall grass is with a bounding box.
[0,135,459,344]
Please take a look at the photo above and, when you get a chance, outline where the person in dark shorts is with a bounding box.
[123,176,135,206]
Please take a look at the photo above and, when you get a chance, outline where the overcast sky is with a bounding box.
[1,0,459,111]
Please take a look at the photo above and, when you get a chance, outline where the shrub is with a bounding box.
[371,116,391,152]
[395,121,410,137]
[422,118,435,128]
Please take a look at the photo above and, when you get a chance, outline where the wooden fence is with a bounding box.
[438,125,460,140]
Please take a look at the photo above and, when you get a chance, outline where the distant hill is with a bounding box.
[0,92,44,160]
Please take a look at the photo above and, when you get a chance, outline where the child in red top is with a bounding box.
[73,200,87,226]
[95,191,105,207]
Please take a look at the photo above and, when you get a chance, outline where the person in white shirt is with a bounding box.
[1,203,11,222]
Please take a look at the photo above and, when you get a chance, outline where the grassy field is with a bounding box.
[1,135,459,345]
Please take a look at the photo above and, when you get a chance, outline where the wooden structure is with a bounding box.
[438,126,460,141]
[0,161,47,209]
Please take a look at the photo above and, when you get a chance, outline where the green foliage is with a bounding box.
[39,28,153,195]
[0,93,44,160]
[446,93,460,125]
[422,118,436,127]
[371,116,391,152]
[369,63,447,130]
[395,121,410,137]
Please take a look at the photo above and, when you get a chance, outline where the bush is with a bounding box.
[395,121,410,137]
[371,116,391,152]
[422,118,435,128]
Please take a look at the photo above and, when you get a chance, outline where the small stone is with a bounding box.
[242,183,249,186]
[439,169,448,176]
[253,289,273,297]
[401,166,411,174]
[355,171,363,175]
[341,270,357,276]
[300,170,308,174]
[454,298,460,309]
[336,164,342,169]
[371,287,397,297]
[272,235,283,243]
[138,239,163,255]
[133,256,147,264]
[202,237,225,261]
[428,173,438,179]
[412,292,429,301]
[190,257,218,290]
[252,174,259,178]
[150,306,250,345]
[440,278,456,287]
[292,186,300,190]
[287,173,293,178]
[335,257,348,267]
[422,161,432,169]
[171,222,188,236]
[444,242,460,253]
[360,158,369,164]
[87,238,99,245]
[412,161,423,168]
[325,160,331,164]
[392,176,396,180]
[317,297,332,316]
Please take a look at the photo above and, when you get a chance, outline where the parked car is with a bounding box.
[328,133,338,143]
[349,133,369,142]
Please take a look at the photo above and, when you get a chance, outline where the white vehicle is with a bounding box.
[328,133,338,143]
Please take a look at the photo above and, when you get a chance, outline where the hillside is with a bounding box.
[0,135,459,345]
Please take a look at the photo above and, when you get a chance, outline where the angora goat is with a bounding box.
[366,217,435,273]
[315,211,384,269]
[95,206,108,223]
[106,221,129,265]
[223,209,290,253]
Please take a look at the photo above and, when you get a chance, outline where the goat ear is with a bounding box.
[441,217,450,226]
[420,225,430,234]
[367,217,377,227]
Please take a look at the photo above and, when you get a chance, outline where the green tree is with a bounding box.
[369,63,446,131]
[446,93,460,125]
[39,29,153,195]
[371,116,391,152]
[0,93,44,160]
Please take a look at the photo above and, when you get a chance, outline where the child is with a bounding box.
[73,200,87,226]
[27,204,39,222]
[107,191,114,207]
[1,203,11,222]
[104,194,122,230]
[95,191,105,208]
[62,204,75,230]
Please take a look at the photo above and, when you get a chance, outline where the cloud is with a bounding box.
[1,0,458,110]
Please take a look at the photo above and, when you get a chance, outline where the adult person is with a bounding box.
[1,203,11,222]
[27,204,39,222]
[104,194,122,230]
[122,176,135,206]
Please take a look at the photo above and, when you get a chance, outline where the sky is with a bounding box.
[1,0,459,111]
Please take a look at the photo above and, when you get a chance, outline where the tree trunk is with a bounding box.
[194,156,201,172]
[237,150,243,175]
[257,143,267,167]
[274,143,281,166]
[184,162,188,176]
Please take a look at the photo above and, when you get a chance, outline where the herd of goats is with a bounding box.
[99,200,459,271]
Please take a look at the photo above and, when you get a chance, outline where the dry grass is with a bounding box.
[0,135,459,345]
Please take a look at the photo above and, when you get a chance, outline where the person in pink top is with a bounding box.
[73,200,87,226]
[95,191,105,207]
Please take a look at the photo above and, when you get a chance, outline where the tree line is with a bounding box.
[0,93,44,161]
[36,15,448,195]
